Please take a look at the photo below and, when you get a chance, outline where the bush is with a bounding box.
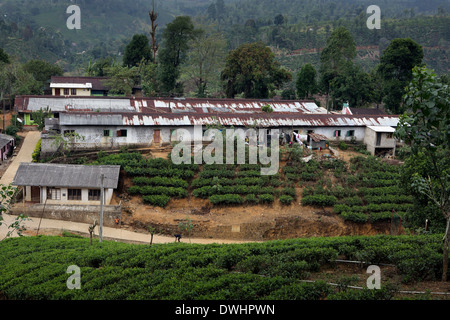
[245,194,259,205]
[279,195,294,205]
[338,141,348,150]
[128,186,188,198]
[281,187,297,199]
[302,195,337,207]
[142,195,171,207]
[132,176,188,188]
[341,196,363,206]
[209,194,244,205]
[32,139,41,163]
[340,212,368,223]
[258,194,274,204]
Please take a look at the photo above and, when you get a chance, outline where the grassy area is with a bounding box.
[0,234,447,300]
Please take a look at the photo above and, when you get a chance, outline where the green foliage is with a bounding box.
[30,107,52,131]
[279,195,294,205]
[378,38,424,113]
[258,194,275,204]
[302,195,337,207]
[340,211,368,223]
[221,41,292,98]
[209,194,244,205]
[142,195,171,208]
[22,59,63,89]
[158,16,199,95]
[338,141,348,150]
[296,63,317,99]
[32,139,41,163]
[0,234,446,299]
[122,34,152,67]
[261,104,274,113]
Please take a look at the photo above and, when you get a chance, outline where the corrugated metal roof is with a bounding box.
[0,134,14,149]
[18,96,328,115]
[59,112,399,128]
[12,163,121,189]
[309,133,328,142]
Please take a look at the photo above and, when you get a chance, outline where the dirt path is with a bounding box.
[0,131,41,186]
[0,213,253,245]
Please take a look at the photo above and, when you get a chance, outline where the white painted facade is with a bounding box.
[25,185,114,205]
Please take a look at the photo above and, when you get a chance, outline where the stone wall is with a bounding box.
[10,204,122,227]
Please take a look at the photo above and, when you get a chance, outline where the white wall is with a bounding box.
[364,127,396,155]
[41,186,114,205]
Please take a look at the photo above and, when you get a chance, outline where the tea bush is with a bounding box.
[142,195,171,207]
[0,234,446,299]
[302,195,337,207]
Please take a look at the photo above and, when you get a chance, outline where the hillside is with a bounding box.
[0,234,447,301]
[0,0,448,75]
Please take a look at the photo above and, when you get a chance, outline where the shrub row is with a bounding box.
[142,195,171,207]
[124,166,195,179]
[209,194,244,205]
[357,186,406,196]
[363,195,414,204]
[0,234,446,300]
[193,185,275,198]
[334,203,413,214]
[128,186,188,198]
[303,186,357,199]
[132,176,188,188]
[198,169,235,179]
[359,179,399,188]
[301,195,337,207]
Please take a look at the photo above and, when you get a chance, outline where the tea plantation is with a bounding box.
[93,152,415,225]
[0,234,446,300]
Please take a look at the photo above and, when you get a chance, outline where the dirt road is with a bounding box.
[0,213,252,245]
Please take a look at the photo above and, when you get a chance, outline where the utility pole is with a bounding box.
[99,174,104,243]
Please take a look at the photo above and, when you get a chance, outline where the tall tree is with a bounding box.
[158,16,199,95]
[378,38,424,114]
[221,42,292,98]
[319,26,356,111]
[182,23,227,97]
[329,63,374,108]
[22,59,63,93]
[123,34,152,68]
[395,66,450,281]
[104,65,139,96]
[149,1,159,64]
[0,48,9,64]
[296,63,317,99]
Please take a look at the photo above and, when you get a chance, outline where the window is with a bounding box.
[103,130,111,137]
[346,130,355,137]
[47,188,61,200]
[334,130,341,137]
[64,88,69,95]
[71,88,77,95]
[386,133,394,139]
[68,189,82,201]
[117,129,127,137]
[88,189,101,201]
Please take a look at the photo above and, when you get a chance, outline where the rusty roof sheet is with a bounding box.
[16,96,328,115]
[308,133,328,142]
[60,112,399,128]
